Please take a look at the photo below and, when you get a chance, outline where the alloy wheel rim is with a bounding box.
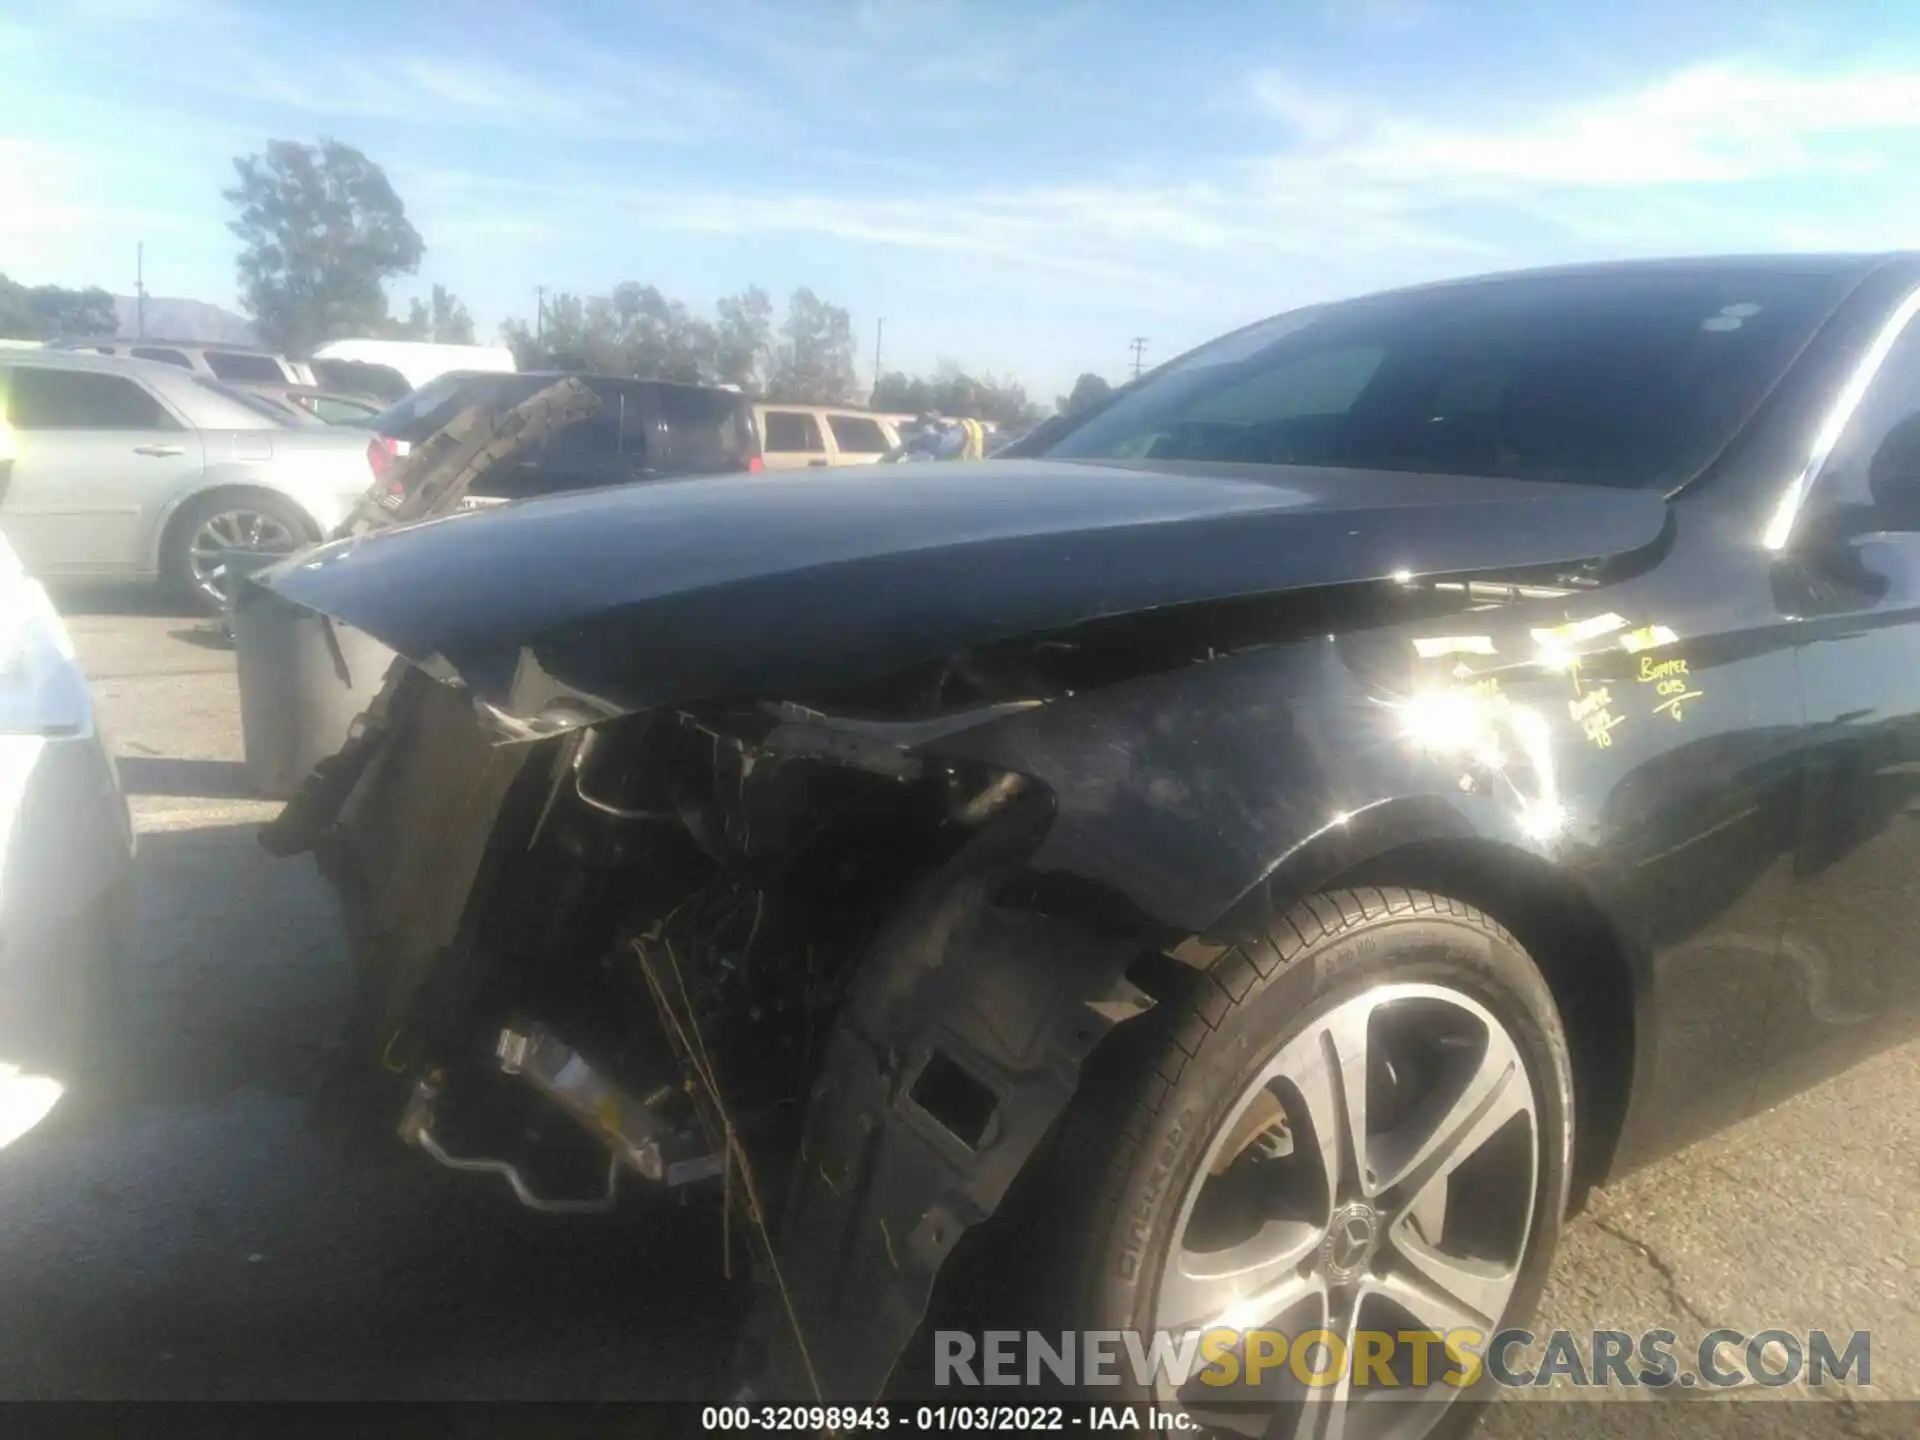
[188,509,298,603]
[1154,981,1541,1438]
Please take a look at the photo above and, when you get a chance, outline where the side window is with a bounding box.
[549,383,623,458]
[763,411,823,452]
[310,396,377,425]
[827,414,888,454]
[1818,322,1920,523]
[658,387,753,470]
[205,351,288,383]
[133,347,192,369]
[9,368,179,430]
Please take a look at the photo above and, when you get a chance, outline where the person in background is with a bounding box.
[958,415,986,460]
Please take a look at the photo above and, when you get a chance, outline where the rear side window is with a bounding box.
[827,414,889,453]
[307,395,379,425]
[9,368,179,430]
[133,347,192,369]
[659,386,756,471]
[191,376,305,426]
[764,410,823,452]
[205,351,288,383]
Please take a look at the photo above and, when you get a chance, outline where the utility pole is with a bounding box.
[1129,336,1149,379]
[874,317,885,396]
[135,241,147,340]
[535,285,546,347]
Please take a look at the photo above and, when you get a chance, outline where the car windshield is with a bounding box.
[1041,268,1855,490]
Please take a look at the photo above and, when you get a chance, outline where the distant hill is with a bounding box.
[111,295,258,346]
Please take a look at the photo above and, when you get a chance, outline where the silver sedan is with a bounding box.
[0,350,377,611]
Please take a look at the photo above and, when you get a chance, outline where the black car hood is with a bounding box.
[258,459,1668,721]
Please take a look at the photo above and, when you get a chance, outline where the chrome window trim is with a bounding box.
[1763,281,1920,551]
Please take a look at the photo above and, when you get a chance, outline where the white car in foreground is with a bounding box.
[0,535,132,1149]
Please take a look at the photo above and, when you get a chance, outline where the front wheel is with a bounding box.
[1022,888,1574,1438]
[163,492,314,614]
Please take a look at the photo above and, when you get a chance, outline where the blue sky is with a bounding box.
[5,0,1920,398]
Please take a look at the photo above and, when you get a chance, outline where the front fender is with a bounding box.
[927,633,1558,942]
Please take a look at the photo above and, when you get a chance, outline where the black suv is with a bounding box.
[362,371,763,506]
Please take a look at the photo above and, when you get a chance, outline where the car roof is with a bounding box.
[1332,252,1916,308]
[1,347,202,381]
[52,338,285,357]
[517,370,734,386]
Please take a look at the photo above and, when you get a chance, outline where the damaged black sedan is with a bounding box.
[252,254,1920,1433]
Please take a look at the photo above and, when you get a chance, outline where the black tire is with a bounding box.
[994,888,1574,1435]
[161,490,315,614]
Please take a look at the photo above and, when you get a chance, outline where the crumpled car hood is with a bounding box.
[257,458,1668,720]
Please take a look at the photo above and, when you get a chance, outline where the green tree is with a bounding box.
[0,275,117,340]
[872,365,1042,427]
[424,284,475,343]
[606,282,715,381]
[713,286,774,391]
[498,315,543,370]
[767,287,857,403]
[1058,371,1114,416]
[499,283,718,380]
[871,370,934,413]
[225,138,425,356]
[389,284,476,343]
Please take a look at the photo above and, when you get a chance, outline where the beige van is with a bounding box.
[754,404,900,470]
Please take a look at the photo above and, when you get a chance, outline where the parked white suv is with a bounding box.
[753,404,900,469]
[0,351,375,611]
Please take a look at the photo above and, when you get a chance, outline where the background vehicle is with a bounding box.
[0,351,374,611]
[252,254,1920,1427]
[0,531,133,1152]
[753,404,899,469]
[49,339,313,387]
[309,339,515,401]
[361,371,762,508]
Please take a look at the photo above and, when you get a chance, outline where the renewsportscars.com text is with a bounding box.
[933,1327,1871,1391]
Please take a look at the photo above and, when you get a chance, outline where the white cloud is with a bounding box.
[1260,62,1920,192]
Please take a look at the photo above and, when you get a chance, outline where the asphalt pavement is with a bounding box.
[2,589,1916,1429]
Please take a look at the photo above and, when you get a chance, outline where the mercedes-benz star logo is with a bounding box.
[1322,1202,1380,1282]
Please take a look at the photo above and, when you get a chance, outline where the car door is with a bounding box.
[824,412,893,466]
[760,409,830,470]
[1768,311,1920,1094]
[0,364,204,576]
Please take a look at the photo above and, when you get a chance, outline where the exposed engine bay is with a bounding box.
[261,630,1206,1398]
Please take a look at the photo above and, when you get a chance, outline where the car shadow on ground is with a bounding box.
[116,756,256,800]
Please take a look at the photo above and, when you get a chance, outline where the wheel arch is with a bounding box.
[151,481,325,575]
[1208,818,1640,1205]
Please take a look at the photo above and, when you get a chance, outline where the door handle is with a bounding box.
[133,443,185,457]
